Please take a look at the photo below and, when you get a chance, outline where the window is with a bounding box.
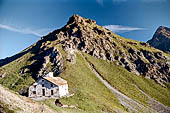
[51,90,54,95]
[42,84,44,87]
[42,89,45,96]
[33,91,36,94]
[34,85,36,88]
[51,84,53,87]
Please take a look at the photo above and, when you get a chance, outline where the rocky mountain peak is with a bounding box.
[154,26,170,38]
[67,14,96,26]
[147,26,170,52]
[156,26,170,34]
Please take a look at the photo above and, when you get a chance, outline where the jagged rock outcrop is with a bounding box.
[147,26,170,53]
[66,48,76,64]
[21,46,64,79]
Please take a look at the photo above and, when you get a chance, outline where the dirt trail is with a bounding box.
[134,85,170,113]
[81,53,156,113]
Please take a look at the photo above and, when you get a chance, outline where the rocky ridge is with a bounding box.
[148,26,170,53]
[42,15,170,85]
[1,15,170,85]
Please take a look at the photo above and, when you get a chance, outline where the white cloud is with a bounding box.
[0,23,145,36]
[104,25,145,33]
[0,24,51,37]
[96,0,104,6]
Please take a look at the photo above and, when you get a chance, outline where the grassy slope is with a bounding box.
[83,53,170,107]
[0,45,125,112]
[0,52,35,92]
[118,36,170,58]
[38,99,88,113]
[57,48,124,113]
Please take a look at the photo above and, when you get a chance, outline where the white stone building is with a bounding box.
[29,72,69,99]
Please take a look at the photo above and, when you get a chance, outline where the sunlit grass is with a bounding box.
[83,53,170,107]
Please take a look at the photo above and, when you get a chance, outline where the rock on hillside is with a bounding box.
[147,26,170,53]
[0,15,170,89]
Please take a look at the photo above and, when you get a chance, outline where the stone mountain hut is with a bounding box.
[29,72,69,99]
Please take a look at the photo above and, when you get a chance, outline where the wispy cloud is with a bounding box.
[0,23,145,36]
[104,25,145,33]
[96,0,104,6]
[0,24,51,37]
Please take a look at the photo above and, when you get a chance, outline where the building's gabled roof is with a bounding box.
[43,77,67,86]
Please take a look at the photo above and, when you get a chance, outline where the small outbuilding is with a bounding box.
[29,72,69,99]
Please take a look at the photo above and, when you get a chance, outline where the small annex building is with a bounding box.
[29,72,69,99]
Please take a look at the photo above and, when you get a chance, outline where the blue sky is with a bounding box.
[0,0,170,59]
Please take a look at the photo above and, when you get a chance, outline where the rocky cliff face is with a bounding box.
[0,15,170,85]
[147,26,170,53]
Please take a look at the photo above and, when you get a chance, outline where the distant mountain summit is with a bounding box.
[147,26,170,53]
